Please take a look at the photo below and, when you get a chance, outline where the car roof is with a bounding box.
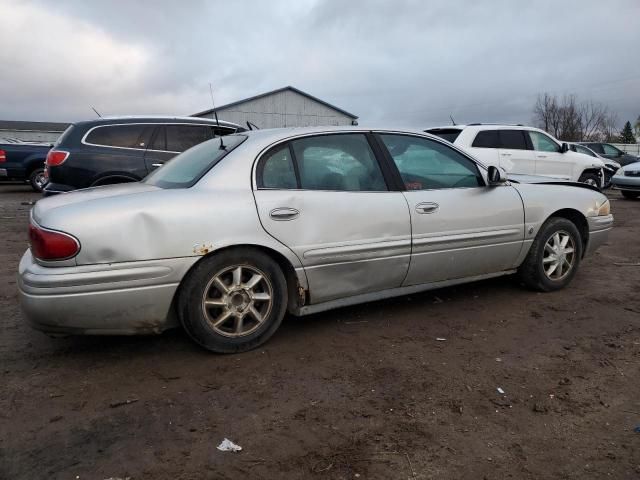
[70,116,242,129]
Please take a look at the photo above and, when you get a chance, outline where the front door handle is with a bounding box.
[500,153,512,156]
[537,155,547,158]
[269,207,300,221]
[151,163,164,167]
[415,202,439,214]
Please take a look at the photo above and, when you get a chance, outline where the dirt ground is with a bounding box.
[0,183,639,480]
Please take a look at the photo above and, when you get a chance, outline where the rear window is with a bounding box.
[425,129,462,143]
[472,130,500,148]
[499,130,528,150]
[54,125,74,147]
[85,124,155,149]
[144,135,246,189]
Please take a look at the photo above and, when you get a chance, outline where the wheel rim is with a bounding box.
[34,172,47,189]
[201,264,273,338]
[542,230,576,281]
[584,178,598,187]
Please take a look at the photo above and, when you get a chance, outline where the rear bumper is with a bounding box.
[18,251,198,335]
[585,214,613,256]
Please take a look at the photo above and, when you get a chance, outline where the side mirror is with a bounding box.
[487,166,507,185]
[561,142,569,153]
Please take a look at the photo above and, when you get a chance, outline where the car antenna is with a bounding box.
[209,83,225,149]
[449,115,456,126]
[91,106,102,118]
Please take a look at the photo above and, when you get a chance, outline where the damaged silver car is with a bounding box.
[18,127,613,352]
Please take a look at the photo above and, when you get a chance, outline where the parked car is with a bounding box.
[579,142,639,166]
[19,127,613,353]
[43,116,244,196]
[0,139,51,191]
[610,161,640,199]
[426,124,606,188]
[568,143,620,187]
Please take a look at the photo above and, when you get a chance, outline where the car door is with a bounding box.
[253,133,412,304]
[376,133,524,285]
[528,130,571,179]
[144,124,213,172]
[498,129,535,174]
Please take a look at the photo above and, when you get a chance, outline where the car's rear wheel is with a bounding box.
[621,190,639,199]
[578,172,601,189]
[178,249,287,353]
[29,168,47,192]
[518,217,583,292]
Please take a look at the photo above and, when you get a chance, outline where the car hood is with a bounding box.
[33,182,159,223]
[507,173,600,192]
[619,160,640,172]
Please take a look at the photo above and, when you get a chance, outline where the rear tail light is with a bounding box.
[46,150,69,167]
[0,149,5,162]
[29,222,80,260]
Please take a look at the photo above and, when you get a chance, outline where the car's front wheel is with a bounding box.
[578,172,601,189]
[518,217,583,292]
[178,249,288,353]
[621,190,639,200]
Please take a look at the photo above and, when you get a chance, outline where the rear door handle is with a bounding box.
[415,202,439,214]
[269,207,299,221]
[537,155,547,158]
[500,153,512,156]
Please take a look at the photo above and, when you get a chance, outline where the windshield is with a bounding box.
[144,135,247,188]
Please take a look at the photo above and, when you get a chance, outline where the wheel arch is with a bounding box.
[176,243,306,316]
[91,174,140,186]
[547,208,589,257]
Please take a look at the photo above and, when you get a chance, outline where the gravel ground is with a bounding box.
[1,183,639,479]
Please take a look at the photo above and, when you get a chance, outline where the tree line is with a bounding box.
[533,93,637,144]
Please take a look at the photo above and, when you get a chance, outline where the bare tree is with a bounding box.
[601,112,619,142]
[532,93,615,141]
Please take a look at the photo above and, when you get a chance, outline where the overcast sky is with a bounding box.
[1,0,638,129]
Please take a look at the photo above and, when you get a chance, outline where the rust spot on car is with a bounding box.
[193,243,214,256]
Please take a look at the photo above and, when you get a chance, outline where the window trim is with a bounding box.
[254,132,393,193]
[375,132,487,191]
[81,122,237,153]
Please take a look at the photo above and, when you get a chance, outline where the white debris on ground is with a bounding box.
[217,438,242,452]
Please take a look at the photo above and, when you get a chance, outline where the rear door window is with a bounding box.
[257,144,298,189]
[85,124,154,149]
[472,130,500,148]
[165,125,213,152]
[499,130,528,150]
[290,134,387,192]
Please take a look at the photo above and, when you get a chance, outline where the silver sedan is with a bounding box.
[611,161,640,199]
[19,127,613,352]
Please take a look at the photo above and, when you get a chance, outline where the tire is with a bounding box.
[621,190,639,199]
[577,172,601,190]
[518,217,583,292]
[29,167,47,192]
[177,248,287,353]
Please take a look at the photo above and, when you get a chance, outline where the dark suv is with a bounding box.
[44,116,244,195]
[579,142,639,166]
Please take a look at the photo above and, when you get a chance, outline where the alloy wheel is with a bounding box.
[201,265,273,338]
[542,230,576,280]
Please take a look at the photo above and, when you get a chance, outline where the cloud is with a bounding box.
[2,0,639,128]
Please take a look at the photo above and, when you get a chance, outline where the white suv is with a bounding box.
[425,124,606,188]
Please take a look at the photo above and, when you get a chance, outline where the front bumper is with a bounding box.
[18,251,198,335]
[585,214,613,256]
[610,174,640,191]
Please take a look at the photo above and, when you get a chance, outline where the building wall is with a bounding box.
[0,129,62,143]
[196,89,355,129]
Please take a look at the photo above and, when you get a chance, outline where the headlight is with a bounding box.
[597,199,610,216]
[615,167,624,175]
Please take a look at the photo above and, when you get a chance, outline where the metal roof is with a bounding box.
[192,86,359,119]
[0,120,70,132]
